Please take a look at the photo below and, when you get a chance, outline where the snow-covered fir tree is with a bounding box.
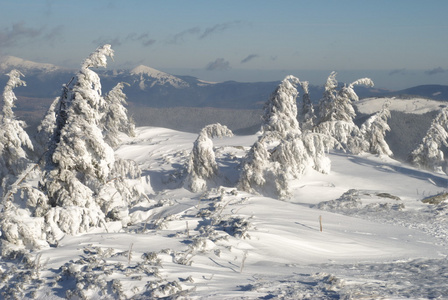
[262,75,301,139]
[239,75,335,199]
[39,45,119,241]
[238,136,271,194]
[185,123,233,192]
[316,72,374,153]
[409,106,448,173]
[34,96,59,160]
[360,100,393,157]
[298,81,315,132]
[101,82,135,148]
[0,70,34,183]
[0,70,50,250]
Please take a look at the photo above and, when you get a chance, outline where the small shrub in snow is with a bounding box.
[422,192,448,205]
[317,189,363,212]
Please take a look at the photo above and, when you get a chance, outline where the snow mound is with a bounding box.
[130,65,189,89]
[356,97,445,115]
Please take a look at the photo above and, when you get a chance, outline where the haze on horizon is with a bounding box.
[1,0,447,90]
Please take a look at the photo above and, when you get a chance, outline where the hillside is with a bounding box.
[1,126,448,299]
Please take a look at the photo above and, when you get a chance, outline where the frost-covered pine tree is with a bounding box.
[409,106,448,173]
[239,75,335,199]
[34,96,59,160]
[298,81,315,132]
[101,82,135,148]
[262,75,301,139]
[360,101,393,157]
[185,123,233,192]
[40,45,117,241]
[0,70,34,183]
[238,137,271,194]
[0,70,51,250]
[316,72,374,153]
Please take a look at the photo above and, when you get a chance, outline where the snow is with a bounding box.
[130,65,189,89]
[4,125,448,299]
[356,97,446,115]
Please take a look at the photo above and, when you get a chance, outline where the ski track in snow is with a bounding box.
[2,126,448,299]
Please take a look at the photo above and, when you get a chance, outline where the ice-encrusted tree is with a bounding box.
[40,45,117,241]
[262,75,301,139]
[0,70,50,250]
[298,81,315,132]
[316,72,374,153]
[360,101,393,157]
[101,82,135,148]
[34,96,59,160]
[238,137,271,194]
[409,107,448,173]
[239,75,335,199]
[0,70,34,182]
[185,123,233,192]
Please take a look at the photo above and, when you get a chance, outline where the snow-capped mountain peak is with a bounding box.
[0,55,60,73]
[130,64,189,89]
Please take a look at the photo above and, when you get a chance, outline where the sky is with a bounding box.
[1,0,448,90]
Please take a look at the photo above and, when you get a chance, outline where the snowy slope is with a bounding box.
[3,126,448,299]
[356,97,445,115]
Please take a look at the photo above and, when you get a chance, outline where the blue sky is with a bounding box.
[1,0,448,89]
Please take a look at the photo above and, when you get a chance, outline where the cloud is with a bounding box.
[425,67,446,76]
[241,54,259,64]
[389,68,407,76]
[200,21,242,39]
[93,33,156,47]
[0,22,42,48]
[205,58,231,71]
[167,27,201,44]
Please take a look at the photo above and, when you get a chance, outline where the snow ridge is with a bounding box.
[130,65,189,89]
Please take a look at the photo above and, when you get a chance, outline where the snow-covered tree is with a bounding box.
[298,81,315,132]
[0,70,34,182]
[0,70,52,250]
[40,45,117,240]
[34,96,59,160]
[239,75,335,199]
[262,75,301,139]
[185,123,233,192]
[409,107,448,173]
[102,82,135,148]
[316,72,374,153]
[238,137,271,194]
[360,101,393,157]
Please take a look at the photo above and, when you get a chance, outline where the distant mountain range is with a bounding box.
[1,55,448,141]
[1,55,447,108]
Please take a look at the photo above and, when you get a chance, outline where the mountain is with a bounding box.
[2,126,448,299]
[0,55,60,73]
[384,84,448,101]
[129,65,190,89]
[1,55,448,152]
